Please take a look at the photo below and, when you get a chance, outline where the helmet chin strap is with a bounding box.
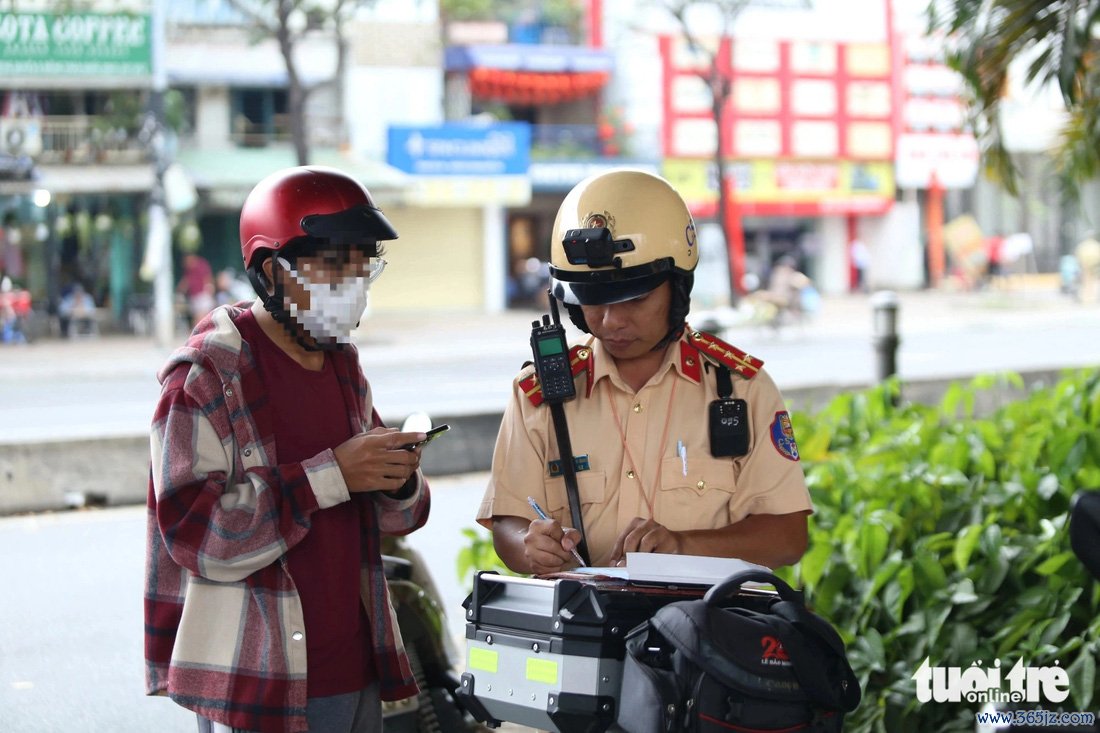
[246,263,344,353]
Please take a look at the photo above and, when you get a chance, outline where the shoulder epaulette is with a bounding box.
[518,345,594,406]
[687,329,763,379]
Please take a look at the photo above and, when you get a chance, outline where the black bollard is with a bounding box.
[871,290,899,382]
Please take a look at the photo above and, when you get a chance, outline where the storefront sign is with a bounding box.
[387,123,531,176]
[662,158,895,217]
[0,11,151,77]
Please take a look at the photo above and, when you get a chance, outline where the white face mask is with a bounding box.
[277,257,370,345]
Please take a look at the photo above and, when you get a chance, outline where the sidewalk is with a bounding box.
[0,286,1087,380]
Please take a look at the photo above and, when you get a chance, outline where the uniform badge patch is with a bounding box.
[770,411,800,462]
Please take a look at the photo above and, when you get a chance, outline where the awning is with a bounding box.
[34,164,154,194]
[468,67,609,104]
[176,146,410,209]
[166,40,334,86]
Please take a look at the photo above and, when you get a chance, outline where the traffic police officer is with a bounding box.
[477,169,812,574]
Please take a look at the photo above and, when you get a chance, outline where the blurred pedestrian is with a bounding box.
[176,252,215,328]
[145,166,432,733]
[58,282,97,338]
[0,275,28,344]
[761,254,813,321]
[850,237,869,293]
[983,232,1005,287]
[215,267,252,306]
[1075,236,1100,303]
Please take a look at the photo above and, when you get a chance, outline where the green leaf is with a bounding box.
[799,537,832,588]
[886,565,914,624]
[1035,551,1076,577]
[1039,612,1071,646]
[857,522,890,579]
[953,524,983,572]
[1068,644,1096,710]
[1037,474,1061,500]
[950,578,979,605]
[913,552,948,595]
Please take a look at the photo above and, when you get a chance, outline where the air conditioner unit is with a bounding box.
[0,119,43,157]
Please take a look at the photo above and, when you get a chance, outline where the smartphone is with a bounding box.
[402,424,450,450]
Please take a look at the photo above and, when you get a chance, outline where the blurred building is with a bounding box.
[0,3,156,333]
[0,0,1092,335]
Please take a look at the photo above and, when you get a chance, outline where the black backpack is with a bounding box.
[616,569,861,733]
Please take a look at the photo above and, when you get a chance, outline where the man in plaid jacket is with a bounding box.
[145,167,431,733]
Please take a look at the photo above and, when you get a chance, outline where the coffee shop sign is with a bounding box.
[0,11,150,76]
[0,12,146,48]
[0,11,146,47]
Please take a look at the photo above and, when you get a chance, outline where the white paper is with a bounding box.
[625,552,771,585]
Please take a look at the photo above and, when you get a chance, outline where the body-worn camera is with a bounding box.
[561,227,635,269]
[709,398,749,458]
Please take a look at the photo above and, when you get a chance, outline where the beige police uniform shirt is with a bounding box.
[477,330,813,567]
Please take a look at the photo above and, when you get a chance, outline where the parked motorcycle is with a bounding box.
[381,413,487,732]
[382,540,487,732]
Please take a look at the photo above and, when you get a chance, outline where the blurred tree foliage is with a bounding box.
[931,1,1100,197]
[440,0,582,33]
[224,0,375,164]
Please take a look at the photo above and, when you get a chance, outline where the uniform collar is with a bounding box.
[590,328,703,392]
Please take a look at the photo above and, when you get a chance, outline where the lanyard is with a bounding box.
[605,376,679,519]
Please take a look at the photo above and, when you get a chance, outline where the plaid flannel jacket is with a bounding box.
[144,304,429,733]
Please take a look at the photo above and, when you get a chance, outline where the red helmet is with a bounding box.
[239,166,398,268]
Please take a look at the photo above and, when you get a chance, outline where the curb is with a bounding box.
[0,367,1067,516]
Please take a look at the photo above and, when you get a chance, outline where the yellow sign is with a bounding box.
[525,657,559,685]
[662,158,895,212]
[468,647,499,674]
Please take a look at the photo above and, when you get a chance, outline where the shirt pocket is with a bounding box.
[543,470,607,524]
[655,456,735,531]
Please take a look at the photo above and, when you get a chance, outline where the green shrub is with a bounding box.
[782,369,1100,731]
[456,369,1100,729]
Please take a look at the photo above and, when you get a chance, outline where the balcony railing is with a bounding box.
[231,113,345,149]
[32,116,148,165]
[531,123,657,161]
[531,124,602,159]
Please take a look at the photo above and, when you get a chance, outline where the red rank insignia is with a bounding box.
[687,329,763,379]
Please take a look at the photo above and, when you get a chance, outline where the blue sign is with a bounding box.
[387,123,531,176]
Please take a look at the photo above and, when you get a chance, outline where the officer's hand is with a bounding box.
[609,517,683,566]
[523,519,583,575]
[333,427,425,494]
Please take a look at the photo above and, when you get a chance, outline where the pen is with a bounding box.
[526,496,587,567]
[677,440,688,476]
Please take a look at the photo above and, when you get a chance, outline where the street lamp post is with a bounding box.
[147,0,173,346]
[871,290,900,383]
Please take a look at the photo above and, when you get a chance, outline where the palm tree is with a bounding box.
[931,0,1100,195]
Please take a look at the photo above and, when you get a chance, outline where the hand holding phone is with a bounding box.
[402,424,449,450]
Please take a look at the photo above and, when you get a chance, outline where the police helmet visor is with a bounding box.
[551,259,672,306]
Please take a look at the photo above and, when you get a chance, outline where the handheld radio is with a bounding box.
[530,296,576,404]
[530,291,591,565]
